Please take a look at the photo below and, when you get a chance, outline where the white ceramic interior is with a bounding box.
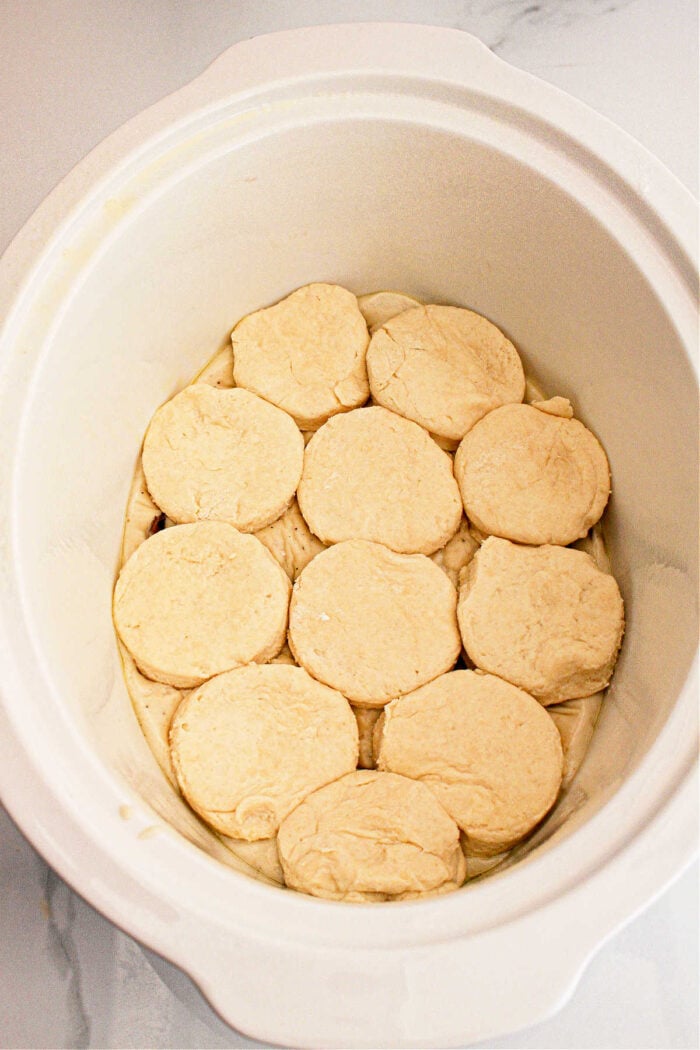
[0,24,696,1049]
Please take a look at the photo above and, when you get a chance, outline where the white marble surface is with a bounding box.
[0,2,697,1048]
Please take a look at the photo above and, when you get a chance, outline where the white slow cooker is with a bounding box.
[0,24,696,1049]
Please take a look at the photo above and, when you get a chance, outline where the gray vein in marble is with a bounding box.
[44,868,91,1049]
[465,0,640,51]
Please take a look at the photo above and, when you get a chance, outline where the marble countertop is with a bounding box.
[1,2,697,1048]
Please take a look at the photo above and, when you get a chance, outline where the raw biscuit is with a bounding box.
[454,399,610,546]
[170,664,358,840]
[458,537,624,704]
[298,406,462,555]
[352,705,382,769]
[430,517,480,587]
[377,670,563,855]
[289,540,461,707]
[277,770,466,901]
[231,283,370,429]
[367,304,525,442]
[142,385,303,532]
[357,290,422,333]
[114,522,291,688]
[254,498,326,580]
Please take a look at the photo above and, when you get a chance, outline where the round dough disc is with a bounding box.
[277,770,466,901]
[457,536,624,704]
[298,406,462,555]
[454,401,610,545]
[288,539,461,706]
[170,664,358,841]
[114,522,291,687]
[142,385,303,532]
[231,283,370,430]
[367,304,525,442]
[377,670,563,855]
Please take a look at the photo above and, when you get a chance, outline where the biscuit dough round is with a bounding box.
[277,770,466,901]
[170,664,358,840]
[114,522,291,688]
[377,670,563,855]
[231,283,370,430]
[298,406,462,555]
[142,385,303,532]
[289,540,461,706]
[357,290,422,333]
[458,537,624,704]
[254,498,326,580]
[454,400,610,545]
[367,304,525,442]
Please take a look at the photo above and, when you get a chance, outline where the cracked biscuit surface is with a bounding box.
[142,385,303,532]
[231,283,370,430]
[170,664,358,841]
[367,304,525,442]
[289,539,461,707]
[458,537,624,704]
[377,670,563,855]
[455,399,610,546]
[298,406,462,555]
[277,770,466,901]
[114,521,291,688]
